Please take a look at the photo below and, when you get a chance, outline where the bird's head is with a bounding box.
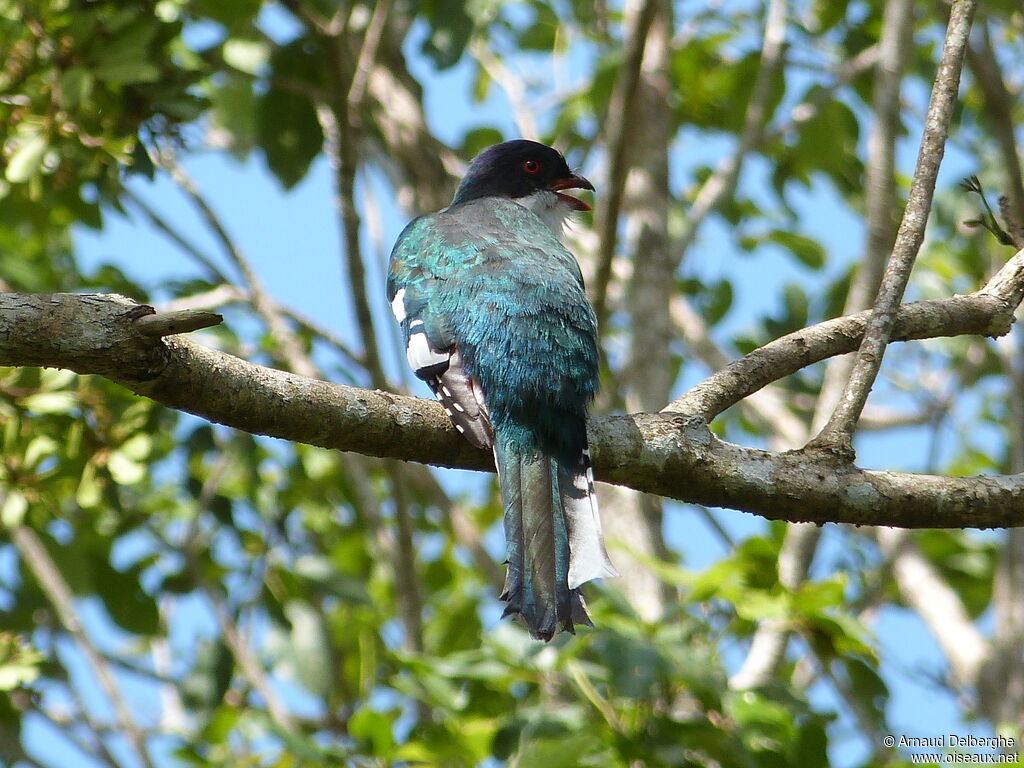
[452,140,594,232]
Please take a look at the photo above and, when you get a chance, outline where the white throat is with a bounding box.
[517,190,571,239]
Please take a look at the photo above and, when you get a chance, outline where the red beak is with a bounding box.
[550,174,594,211]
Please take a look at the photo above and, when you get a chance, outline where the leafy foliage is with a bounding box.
[0,0,1020,766]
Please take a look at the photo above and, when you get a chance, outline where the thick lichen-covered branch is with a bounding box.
[2,290,1024,528]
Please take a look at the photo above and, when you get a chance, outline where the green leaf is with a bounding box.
[0,491,27,527]
[93,61,161,85]
[58,67,95,110]
[703,279,734,324]
[792,577,846,614]
[257,84,323,189]
[23,435,58,469]
[794,717,829,768]
[20,391,76,415]
[108,450,146,485]
[734,591,791,622]
[844,656,888,730]
[516,3,559,52]
[767,230,826,269]
[0,633,43,691]
[129,140,156,179]
[93,558,160,635]
[222,38,268,75]
[268,601,333,697]
[510,729,603,768]
[181,640,235,711]
[293,555,371,604]
[76,460,103,509]
[810,0,851,32]
[5,134,48,184]
[200,704,240,745]
[419,0,474,69]
[349,708,397,755]
[461,127,506,158]
[193,0,262,28]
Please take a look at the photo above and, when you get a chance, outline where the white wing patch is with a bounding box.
[390,288,407,323]
[392,286,493,450]
[407,330,448,376]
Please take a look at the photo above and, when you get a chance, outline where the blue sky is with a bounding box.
[50,6,1011,767]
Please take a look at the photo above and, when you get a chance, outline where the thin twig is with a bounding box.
[159,286,366,368]
[166,161,320,378]
[346,0,393,120]
[813,648,890,762]
[675,0,788,259]
[667,41,880,297]
[470,42,540,139]
[278,0,346,36]
[320,27,389,387]
[695,506,735,549]
[389,465,425,652]
[202,583,297,730]
[810,0,979,457]
[10,525,158,768]
[967,21,1024,246]
[159,285,241,313]
[121,185,233,285]
[31,703,119,768]
[591,0,659,329]
[134,309,223,337]
[153,599,186,733]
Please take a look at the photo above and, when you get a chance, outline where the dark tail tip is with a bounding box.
[500,587,591,642]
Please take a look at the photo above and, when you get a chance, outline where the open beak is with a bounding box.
[549,173,594,211]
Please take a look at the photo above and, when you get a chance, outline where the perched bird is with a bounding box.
[387,139,617,640]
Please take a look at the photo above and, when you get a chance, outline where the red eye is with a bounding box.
[523,159,541,174]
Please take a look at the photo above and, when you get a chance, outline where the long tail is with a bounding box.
[495,437,618,641]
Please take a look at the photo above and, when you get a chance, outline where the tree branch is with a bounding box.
[844,0,916,322]
[811,0,979,456]
[668,248,1024,421]
[671,294,808,446]
[591,0,659,329]
[4,289,1024,526]
[731,0,915,692]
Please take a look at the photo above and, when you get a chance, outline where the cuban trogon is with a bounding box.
[387,139,617,641]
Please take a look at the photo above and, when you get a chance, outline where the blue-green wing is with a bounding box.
[388,215,494,450]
